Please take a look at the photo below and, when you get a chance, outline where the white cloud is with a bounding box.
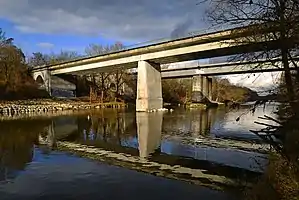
[0,0,209,42]
[36,42,55,49]
[223,72,281,91]
[0,1,280,91]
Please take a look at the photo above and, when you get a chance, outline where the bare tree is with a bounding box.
[85,42,124,56]
[206,4,299,188]
[28,51,82,67]
[206,0,299,103]
[27,52,50,68]
[85,42,131,102]
[49,50,81,64]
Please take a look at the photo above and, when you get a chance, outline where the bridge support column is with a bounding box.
[191,75,204,102]
[192,76,212,103]
[136,61,163,112]
[202,76,209,100]
[208,78,213,101]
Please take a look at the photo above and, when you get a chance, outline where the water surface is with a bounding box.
[0,105,278,199]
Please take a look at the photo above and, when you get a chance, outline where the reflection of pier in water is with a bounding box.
[42,110,266,186]
[137,112,163,158]
[0,108,271,191]
[48,110,219,158]
[41,109,223,156]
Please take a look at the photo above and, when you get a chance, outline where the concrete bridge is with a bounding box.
[31,26,296,111]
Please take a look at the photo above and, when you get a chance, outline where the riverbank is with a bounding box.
[0,99,127,116]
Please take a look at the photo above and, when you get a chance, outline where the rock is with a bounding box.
[0,99,127,117]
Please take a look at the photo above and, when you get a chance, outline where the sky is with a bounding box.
[0,0,279,91]
[0,0,209,55]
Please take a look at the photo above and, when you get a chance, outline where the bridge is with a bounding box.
[31,26,295,111]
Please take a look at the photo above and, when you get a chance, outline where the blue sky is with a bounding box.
[0,18,133,56]
[0,0,279,91]
[0,0,208,57]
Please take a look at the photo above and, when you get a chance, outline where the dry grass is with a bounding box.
[245,153,299,200]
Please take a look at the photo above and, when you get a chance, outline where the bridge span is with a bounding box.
[31,26,295,111]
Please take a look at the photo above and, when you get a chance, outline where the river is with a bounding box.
[0,104,278,200]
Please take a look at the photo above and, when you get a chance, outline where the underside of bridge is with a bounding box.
[33,58,298,111]
[31,26,298,111]
[32,73,76,98]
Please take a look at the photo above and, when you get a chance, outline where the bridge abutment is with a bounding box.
[32,69,52,96]
[136,61,163,112]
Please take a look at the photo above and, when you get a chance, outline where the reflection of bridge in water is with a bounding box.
[41,110,219,158]
[0,108,269,191]
[37,109,267,190]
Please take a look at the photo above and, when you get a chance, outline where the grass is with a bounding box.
[245,153,299,200]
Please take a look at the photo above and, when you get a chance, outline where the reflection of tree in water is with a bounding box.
[162,109,220,138]
[0,119,51,182]
[73,109,222,150]
[75,111,137,148]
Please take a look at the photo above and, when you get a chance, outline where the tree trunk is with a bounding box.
[279,0,295,104]
[281,48,295,101]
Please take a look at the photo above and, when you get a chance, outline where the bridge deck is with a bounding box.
[32,25,283,75]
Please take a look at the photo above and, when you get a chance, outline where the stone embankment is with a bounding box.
[0,99,127,116]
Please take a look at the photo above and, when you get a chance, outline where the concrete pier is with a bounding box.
[191,75,211,103]
[208,78,213,101]
[136,61,163,112]
[191,75,204,102]
[202,77,209,100]
[191,75,215,103]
